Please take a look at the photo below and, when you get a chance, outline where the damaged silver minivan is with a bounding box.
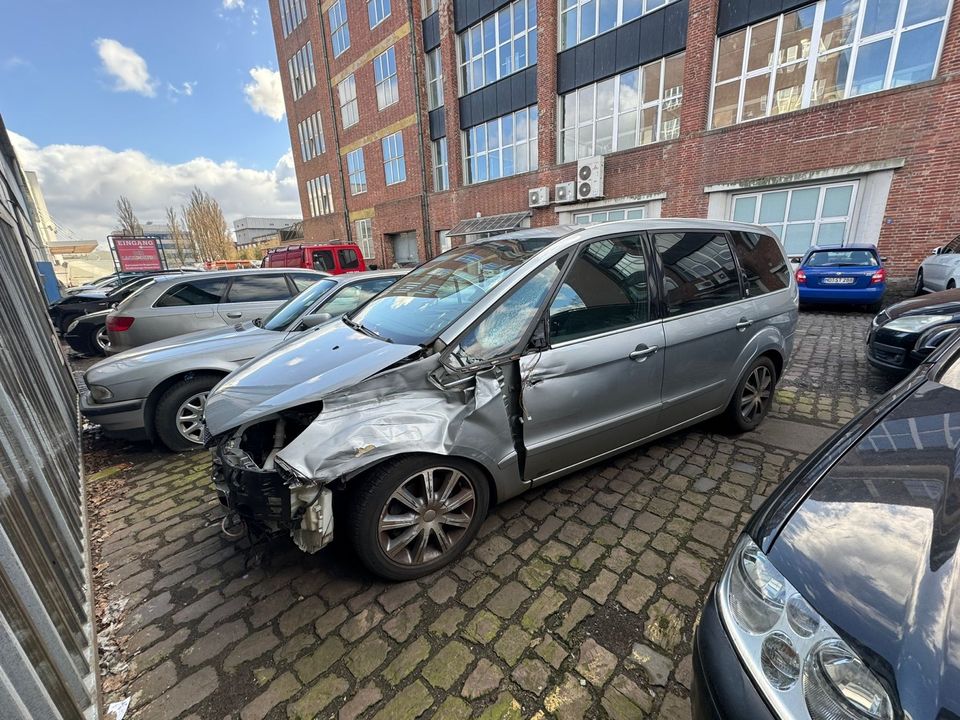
[203,220,797,579]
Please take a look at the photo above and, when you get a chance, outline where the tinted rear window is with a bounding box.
[226,275,293,302]
[730,232,790,296]
[654,232,741,316]
[805,249,878,267]
[155,278,228,307]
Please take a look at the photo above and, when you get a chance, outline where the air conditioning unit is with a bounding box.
[528,186,550,208]
[576,156,605,201]
[554,181,575,204]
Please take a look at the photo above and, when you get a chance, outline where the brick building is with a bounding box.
[271,0,960,277]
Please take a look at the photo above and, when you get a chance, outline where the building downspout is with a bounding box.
[406,0,434,260]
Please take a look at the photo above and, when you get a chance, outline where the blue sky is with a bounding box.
[0,0,300,242]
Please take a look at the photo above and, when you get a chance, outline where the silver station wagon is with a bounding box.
[203,220,798,580]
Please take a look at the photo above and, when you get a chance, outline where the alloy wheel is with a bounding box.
[176,392,208,444]
[377,467,477,566]
[740,365,773,424]
[95,325,110,353]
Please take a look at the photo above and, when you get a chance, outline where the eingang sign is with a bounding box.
[112,237,163,272]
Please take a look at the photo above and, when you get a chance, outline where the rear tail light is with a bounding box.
[871,268,886,284]
[106,315,135,332]
[795,269,806,285]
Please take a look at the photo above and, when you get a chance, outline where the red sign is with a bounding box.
[113,237,163,272]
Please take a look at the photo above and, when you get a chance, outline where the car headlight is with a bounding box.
[916,324,960,352]
[88,384,113,402]
[719,536,894,720]
[882,314,951,333]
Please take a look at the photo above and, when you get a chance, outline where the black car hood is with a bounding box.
[885,289,960,320]
[768,379,960,718]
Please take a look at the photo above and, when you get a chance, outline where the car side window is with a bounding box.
[447,258,565,369]
[944,236,960,255]
[312,250,335,271]
[654,232,742,316]
[291,273,322,291]
[316,277,396,316]
[729,232,790,297]
[549,236,651,344]
[155,278,228,307]
[225,276,293,303]
[338,248,361,270]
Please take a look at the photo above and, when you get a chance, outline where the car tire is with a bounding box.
[725,357,777,433]
[346,456,490,581]
[915,270,925,296]
[949,280,957,290]
[73,324,110,356]
[58,312,82,335]
[154,375,220,452]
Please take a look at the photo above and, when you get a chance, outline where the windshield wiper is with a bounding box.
[342,315,392,343]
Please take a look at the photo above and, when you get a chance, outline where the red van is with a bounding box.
[262,243,367,274]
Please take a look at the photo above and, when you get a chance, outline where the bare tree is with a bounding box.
[116,196,143,236]
[165,206,190,265]
[184,187,236,262]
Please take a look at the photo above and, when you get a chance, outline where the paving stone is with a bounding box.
[198,595,249,633]
[576,638,618,686]
[338,683,382,720]
[427,575,459,604]
[535,635,568,670]
[645,598,686,652]
[628,642,672,686]
[131,659,176,705]
[544,673,593,720]
[570,542,604,572]
[475,535,514,565]
[463,609,502,644]
[511,658,550,695]
[430,606,466,636]
[382,600,423,642]
[138,666,218,720]
[383,636,431,686]
[240,672,300,720]
[617,573,656,614]
[287,675,349,720]
[422,639,474,690]
[378,581,420,612]
[273,633,313,666]
[278,596,326,637]
[294,636,345,683]
[659,691,693,720]
[584,569,618,604]
[181,619,246,667]
[314,604,350,638]
[462,575,499,607]
[435,696,472,720]
[371,680,433,720]
[487,581,531,619]
[494,626,532,666]
[558,597,594,636]
[601,674,654,719]
[345,633,390,679]
[339,605,385,641]
[251,588,295,628]
[462,658,504,699]
[224,628,280,672]
[521,586,565,631]
[477,692,524,720]
[518,558,553,590]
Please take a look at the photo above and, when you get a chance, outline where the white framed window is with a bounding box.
[438,229,452,252]
[432,138,449,191]
[426,49,444,109]
[574,206,646,223]
[279,0,308,37]
[423,0,440,14]
[329,0,351,57]
[730,181,858,254]
[458,0,538,95]
[464,105,538,184]
[560,0,678,49]
[287,41,317,100]
[382,131,407,185]
[347,148,367,194]
[297,112,326,162]
[306,175,335,217]
[338,74,359,128]
[374,47,400,109]
[559,53,684,163]
[368,0,391,28]
[355,218,375,258]
[710,0,950,128]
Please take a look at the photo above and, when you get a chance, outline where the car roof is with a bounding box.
[148,268,329,285]
[807,244,878,252]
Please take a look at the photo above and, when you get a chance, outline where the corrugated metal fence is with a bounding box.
[0,122,98,718]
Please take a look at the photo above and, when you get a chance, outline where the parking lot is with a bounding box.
[84,308,896,720]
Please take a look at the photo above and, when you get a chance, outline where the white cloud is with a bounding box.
[94,38,156,97]
[167,81,197,100]
[9,132,300,244]
[223,0,245,8]
[243,67,285,121]
[3,56,30,71]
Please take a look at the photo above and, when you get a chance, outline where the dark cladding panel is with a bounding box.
[717,0,816,35]
[429,107,446,140]
[574,43,596,88]
[716,0,750,34]
[638,9,664,64]
[662,0,687,54]
[595,31,617,80]
[557,47,578,94]
[458,66,537,128]
[454,0,514,32]
[422,12,441,51]
[615,21,642,76]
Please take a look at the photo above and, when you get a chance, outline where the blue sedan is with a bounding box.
[795,244,886,310]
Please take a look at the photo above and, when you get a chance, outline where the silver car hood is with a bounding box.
[203,319,422,435]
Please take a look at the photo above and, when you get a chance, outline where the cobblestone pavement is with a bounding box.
[86,309,899,720]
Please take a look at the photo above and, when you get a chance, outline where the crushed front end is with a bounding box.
[208,404,334,553]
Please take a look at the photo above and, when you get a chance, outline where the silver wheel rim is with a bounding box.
[176,392,208,444]
[95,326,110,352]
[740,365,773,424]
[378,467,476,566]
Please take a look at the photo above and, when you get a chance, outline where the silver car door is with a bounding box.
[218,274,295,324]
[519,234,665,484]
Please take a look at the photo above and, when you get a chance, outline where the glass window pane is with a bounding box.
[607,210,625,221]
[640,106,658,144]
[562,128,577,162]
[598,0,617,33]
[622,0,642,23]
[712,81,740,128]
[578,124,593,157]
[580,0,597,40]
[562,9,578,48]
[772,64,805,115]
[716,30,746,83]
[822,185,853,216]
[821,0,859,51]
[617,110,638,150]
[850,38,892,95]
[759,191,788,223]
[626,208,645,219]
[892,22,943,87]
[811,48,851,105]
[597,78,616,117]
[741,73,771,120]
[596,117,614,154]
[766,224,783,240]
[502,113,514,145]
[578,85,595,123]
[655,232,741,316]
[904,0,948,25]
[783,223,815,254]
[620,69,640,109]
[730,231,791,295]
[861,0,899,36]
[788,188,820,221]
[733,195,758,222]
[562,94,577,129]
[747,19,777,72]
[778,6,815,65]
[817,222,847,246]
[643,61,662,104]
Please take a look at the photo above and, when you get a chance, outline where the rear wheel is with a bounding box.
[725,357,777,433]
[72,323,110,356]
[346,456,490,580]
[949,279,956,290]
[915,270,925,296]
[154,375,220,452]
[58,312,82,334]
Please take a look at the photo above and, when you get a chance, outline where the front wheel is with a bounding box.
[725,357,777,433]
[346,456,490,580]
[915,270,925,296]
[154,375,220,452]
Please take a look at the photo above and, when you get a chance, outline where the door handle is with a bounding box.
[628,344,659,362]
[736,318,753,331]
[226,312,243,319]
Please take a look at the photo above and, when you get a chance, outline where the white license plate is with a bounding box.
[822,277,856,284]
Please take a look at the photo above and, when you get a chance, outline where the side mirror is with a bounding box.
[302,312,333,328]
[933,246,943,255]
[880,256,888,263]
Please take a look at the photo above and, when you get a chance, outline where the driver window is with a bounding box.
[316,278,395,317]
[448,258,565,368]
[312,250,335,271]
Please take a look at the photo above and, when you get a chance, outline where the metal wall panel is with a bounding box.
[718,0,811,35]
[429,107,447,140]
[458,65,538,129]
[0,119,96,720]
[453,0,514,33]
[422,12,441,51]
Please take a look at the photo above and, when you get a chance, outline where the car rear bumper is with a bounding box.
[798,285,884,304]
[692,588,776,720]
[80,392,147,438]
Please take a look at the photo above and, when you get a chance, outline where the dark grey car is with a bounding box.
[204,221,798,579]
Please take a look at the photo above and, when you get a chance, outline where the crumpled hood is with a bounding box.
[769,380,960,718]
[203,319,421,435]
[87,323,273,384]
[884,289,960,321]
